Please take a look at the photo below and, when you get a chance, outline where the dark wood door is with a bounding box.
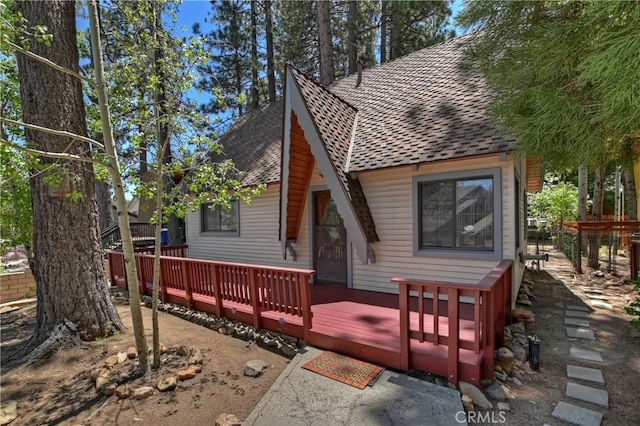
[314,191,347,286]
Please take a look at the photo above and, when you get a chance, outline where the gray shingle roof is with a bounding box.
[217,35,514,183]
[329,35,515,172]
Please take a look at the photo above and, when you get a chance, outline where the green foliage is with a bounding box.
[457,1,640,171]
[625,278,640,328]
[528,178,579,229]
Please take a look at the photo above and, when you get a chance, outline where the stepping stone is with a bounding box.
[567,365,605,385]
[591,301,613,310]
[566,327,596,340]
[586,294,609,300]
[565,310,589,319]
[565,317,590,327]
[567,304,589,312]
[566,382,609,408]
[552,401,603,426]
[570,346,603,362]
[580,286,603,294]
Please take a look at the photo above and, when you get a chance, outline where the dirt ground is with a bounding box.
[0,303,289,425]
[491,247,640,426]
[1,247,639,426]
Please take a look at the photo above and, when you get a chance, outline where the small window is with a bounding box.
[201,201,239,234]
[414,168,501,259]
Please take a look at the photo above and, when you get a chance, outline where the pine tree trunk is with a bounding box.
[347,1,358,75]
[317,0,335,86]
[95,179,115,232]
[389,2,402,60]
[578,166,588,254]
[15,0,123,350]
[624,167,637,221]
[250,0,259,109]
[380,1,387,63]
[587,168,604,268]
[265,0,276,103]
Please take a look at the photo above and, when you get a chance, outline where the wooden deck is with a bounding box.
[107,248,512,386]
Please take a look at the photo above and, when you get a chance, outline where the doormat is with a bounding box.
[301,351,384,389]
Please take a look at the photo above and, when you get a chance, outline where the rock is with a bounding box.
[281,344,298,357]
[190,364,202,373]
[461,394,474,412]
[459,381,493,410]
[127,346,138,359]
[620,284,637,294]
[512,333,528,349]
[96,376,110,391]
[104,354,119,366]
[91,367,111,380]
[133,386,154,400]
[496,347,514,374]
[217,327,228,335]
[484,382,508,401]
[159,343,168,354]
[494,370,507,382]
[157,377,178,392]
[512,308,534,319]
[497,402,511,412]
[511,377,522,386]
[0,400,18,425]
[244,359,268,378]
[175,345,190,356]
[188,348,203,365]
[117,351,128,364]
[102,384,117,396]
[510,322,525,335]
[215,413,242,426]
[512,345,527,362]
[177,366,197,381]
[517,293,530,302]
[516,299,532,306]
[115,385,131,399]
[593,270,605,277]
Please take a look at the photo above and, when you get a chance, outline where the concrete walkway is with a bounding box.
[551,288,612,426]
[244,346,467,426]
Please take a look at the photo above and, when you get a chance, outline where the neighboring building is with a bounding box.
[186,36,538,305]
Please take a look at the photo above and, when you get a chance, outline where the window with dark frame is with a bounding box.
[418,176,494,251]
[201,201,238,233]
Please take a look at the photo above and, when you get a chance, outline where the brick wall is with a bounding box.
[0,268,36,304]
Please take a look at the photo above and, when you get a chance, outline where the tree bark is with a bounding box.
[389,1,402,60]
[624,167,637,221]
[95,179,115,232]
[587,168,604,268]
[317,0,335,86]
[250,0,259,109]
[347,1,358,75]
[265,0,276,102]
[380,0,387,63]
[577,166,588,254]
[15,0,123,349]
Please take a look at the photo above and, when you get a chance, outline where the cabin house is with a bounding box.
[109,36,542,385]
[186,36,535,299]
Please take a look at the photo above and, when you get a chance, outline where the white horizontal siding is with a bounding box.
[186,184,308,269]
[353,156,517,294]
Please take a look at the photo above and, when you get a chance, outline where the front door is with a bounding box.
[314,191,348,286]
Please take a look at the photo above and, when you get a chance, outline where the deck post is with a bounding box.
[135,255,145,296]
[299,273,312,342]
[399,284,410,371]
[447,288,459,385]
[182,259,193,309]
[248,268,262,329]
[483,289,496,380]
[107,252,115,286]
[211,264,223,316]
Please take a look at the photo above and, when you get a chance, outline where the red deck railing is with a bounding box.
[107,250,315,340]
[392,259,512,384]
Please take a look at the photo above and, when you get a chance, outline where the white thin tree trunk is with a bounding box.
[88,0,148,372]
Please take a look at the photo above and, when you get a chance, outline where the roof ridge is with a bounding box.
[286,64,358,113]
